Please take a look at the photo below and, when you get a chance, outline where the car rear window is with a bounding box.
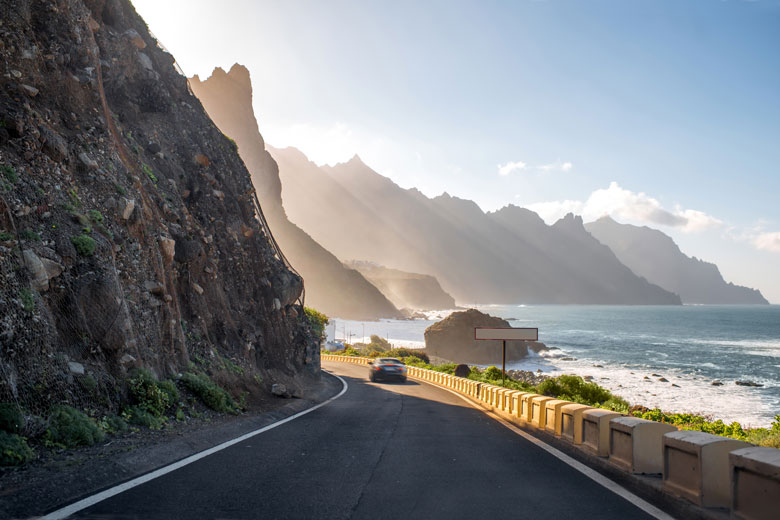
[379,358,403,364]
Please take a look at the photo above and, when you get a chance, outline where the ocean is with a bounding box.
[326,304,780,428]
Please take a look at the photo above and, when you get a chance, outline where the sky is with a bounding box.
[132,0,780,302]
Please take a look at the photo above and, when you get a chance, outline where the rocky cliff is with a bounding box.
[586,216,768,304]
[0,0,318,415]
[188,65,402,320]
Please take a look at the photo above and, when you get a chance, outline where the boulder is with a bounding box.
[424,308,547,365]
[22,249,63,291]
[454,364,471,378]
[271,383,288,397]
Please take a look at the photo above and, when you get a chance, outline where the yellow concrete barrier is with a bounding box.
[561,403,592,445]
[519,393,541,423]
[508,391,524,416]
[608,416,677,474]
[729,446,780,520]
[663,430,751,508]
[544,399,571,436]
[530,396,555,429]
[581,409,623,457]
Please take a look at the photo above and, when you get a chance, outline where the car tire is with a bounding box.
[400,376,407,383]
[370,373,376,382]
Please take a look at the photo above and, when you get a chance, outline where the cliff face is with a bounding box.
[269,146,681,305]
[0,0,318,414]
[345,261,456,311]
[586,216,768,304]
[189,65,402,320]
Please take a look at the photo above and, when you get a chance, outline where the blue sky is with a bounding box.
[133,0,780,301]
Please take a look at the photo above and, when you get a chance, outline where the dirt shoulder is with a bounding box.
[0,372,342,519]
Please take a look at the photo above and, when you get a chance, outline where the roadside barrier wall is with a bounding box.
[321,353,780,516]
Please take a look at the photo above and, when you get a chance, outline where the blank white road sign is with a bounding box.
[474,327,538,341]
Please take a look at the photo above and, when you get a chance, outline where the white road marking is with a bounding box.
[42,375,349,520]
[414,377,677,520]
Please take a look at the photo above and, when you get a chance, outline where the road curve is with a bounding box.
[68,361,659,519]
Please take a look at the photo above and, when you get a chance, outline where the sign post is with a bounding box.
[475,327,539,384]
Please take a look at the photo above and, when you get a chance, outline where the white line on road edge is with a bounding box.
[42,375,349,520]
[417,379,676,520]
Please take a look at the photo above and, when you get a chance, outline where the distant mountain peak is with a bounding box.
[553,212,585,231]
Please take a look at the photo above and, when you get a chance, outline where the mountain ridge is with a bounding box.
[586,216,767,304]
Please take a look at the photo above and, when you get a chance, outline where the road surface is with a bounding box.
[67,360,660,519]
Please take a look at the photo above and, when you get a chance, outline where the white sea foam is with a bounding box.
[507,351,774,427]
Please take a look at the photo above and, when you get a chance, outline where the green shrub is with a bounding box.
[19,288,34,312]
[304,307,328,340]
[44,405,105,448]
[537,374,614,406]
[99,414,128,434]
[0,403,23,434]
[142,164,157,183]
[128,368,171,416]
[483,366,503,380]
[181,372,237,413]
[0,431,35,466]
[71,234,96,256]
[601,396,630,414]
[0,231,13,241]
[1,164,18,183]
[158,380,180,406]
[124,406,165,430]
[431,363,458,374]
[19,229,40,241]
[87,209,103,223]
[399,356,431,369]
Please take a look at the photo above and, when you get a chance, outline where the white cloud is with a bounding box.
[498,161,527,176]
[539,160,574,172]
[527,181,723,233]
[753,232,780,253]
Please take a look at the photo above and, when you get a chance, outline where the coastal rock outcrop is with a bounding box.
[424,309,547,365]
[0,0,318,415]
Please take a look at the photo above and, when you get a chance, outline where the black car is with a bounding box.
[368,358,407,383]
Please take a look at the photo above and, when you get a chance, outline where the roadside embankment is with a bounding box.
[0,374,342,519]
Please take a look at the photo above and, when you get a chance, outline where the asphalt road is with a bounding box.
[67,361,658,519]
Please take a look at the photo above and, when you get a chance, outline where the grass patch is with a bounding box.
[142,164,157,183]
[19,289,34,312]
[181,372,237,413]
[44,405,105,448]
[1,164,18,184]
[0,431,35,466]
[0,231,13,241]
[123,406,166,430]
[99,414,128,434]
[87,209,103,223]
[71,234,96,256]
[19,229,40,241]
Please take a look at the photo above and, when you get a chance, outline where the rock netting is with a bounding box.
[0,0,319,416]
[424,308,547,365]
